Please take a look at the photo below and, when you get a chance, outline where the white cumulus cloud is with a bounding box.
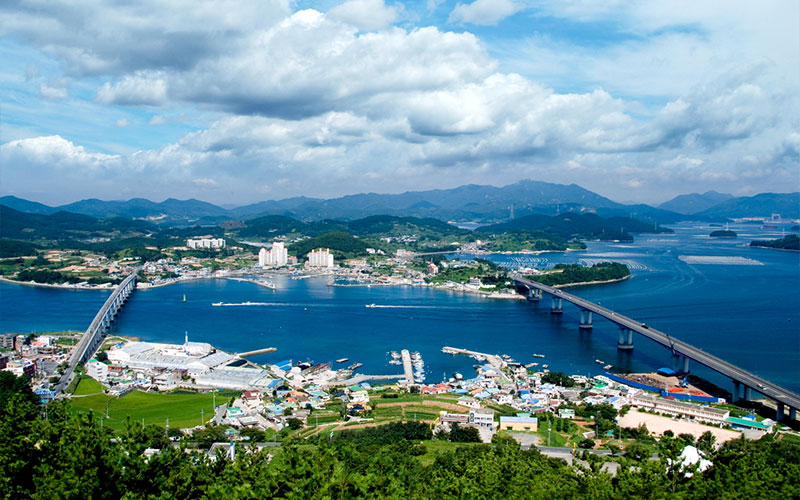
[328,0,400,31]
[449,0,522,25]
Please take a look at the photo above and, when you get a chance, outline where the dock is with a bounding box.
[400,349,415,384]
[236,347,277,358]
[442,346,505,370]
[334,374,405,386]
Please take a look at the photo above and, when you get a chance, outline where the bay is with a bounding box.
[1,222,798,395]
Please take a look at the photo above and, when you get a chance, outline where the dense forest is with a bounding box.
[531,262,631,287]
[1,373,798,499]
[750,234,800,250]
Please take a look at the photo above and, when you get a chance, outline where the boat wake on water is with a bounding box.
[365,304,438,309]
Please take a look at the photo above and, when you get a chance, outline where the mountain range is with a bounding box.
[1,180,797,226]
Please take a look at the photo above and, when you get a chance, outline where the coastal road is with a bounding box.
[514,275,800,415]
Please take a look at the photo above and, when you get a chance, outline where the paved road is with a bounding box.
[514,276,800,414]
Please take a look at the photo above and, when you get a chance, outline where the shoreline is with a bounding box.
[552,274,632,289]
[0,276,115,291]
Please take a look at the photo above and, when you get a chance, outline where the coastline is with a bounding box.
[552,274,632,289]
[0,276,115,291]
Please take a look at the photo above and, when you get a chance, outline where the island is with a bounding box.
[749,234,800,251]
[709,229,737,238]
[526,262,631,287]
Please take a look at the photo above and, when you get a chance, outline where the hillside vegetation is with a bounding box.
[750,234,800,251]
[529,262,631,287]
[1,374,798,500]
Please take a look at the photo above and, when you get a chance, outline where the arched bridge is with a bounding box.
[513,275,800,422]
[54,271,137,393]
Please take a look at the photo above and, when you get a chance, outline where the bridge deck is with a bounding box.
[514,276,800,412]
[55,271,137,393]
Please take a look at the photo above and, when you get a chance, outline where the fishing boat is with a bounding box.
[348,362,363,370]
[603,364,612,370]
[182,294,186,303]
[532,353,545,358]
[336,358,349,363]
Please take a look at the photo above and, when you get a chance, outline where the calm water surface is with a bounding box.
[1,223,798,394]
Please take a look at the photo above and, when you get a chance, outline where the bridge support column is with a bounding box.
[732,381,741,402]
[790,408,797,421]
[526,288,539,302]
[617,328,634,350]
[777,402,785,421]
[744,387,752,401]
[682,356,690,374]
[550,296,563,314]
[579,310,593,330]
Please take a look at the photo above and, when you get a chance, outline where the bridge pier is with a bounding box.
[777,402,785,421]
[617,328,634,350]
[732,381,741,401]
[790,408,797,421]
[526,288,541,302]
[550,296,563,314]
[744,387,752,401]
[579,309,593,330]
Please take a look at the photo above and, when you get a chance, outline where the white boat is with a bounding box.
[212,302,223,306]
[533,353,545,358]
[603,364,612,370]
[390,351,400,359]
[595,359,604,364]
[453,372,463,380]
[389,359,402,365]
[366,304,377,308]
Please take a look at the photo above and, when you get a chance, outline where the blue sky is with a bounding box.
[1,0,798,205]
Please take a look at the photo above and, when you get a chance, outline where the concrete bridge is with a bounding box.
[55,271,137,393]
[513,275,800,422]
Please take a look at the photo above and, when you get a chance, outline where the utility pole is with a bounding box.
[548,421,551,447]
[201,408,204,426]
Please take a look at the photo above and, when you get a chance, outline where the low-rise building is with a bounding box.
[86,360,109,382]
[631,394,729,425]
[469,408,495,428]
[500,416,538,432]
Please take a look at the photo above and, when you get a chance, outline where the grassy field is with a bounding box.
[68,382,239,432]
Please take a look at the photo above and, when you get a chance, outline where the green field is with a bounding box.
[68,381,239,431]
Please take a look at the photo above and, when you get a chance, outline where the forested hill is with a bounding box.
[0,204,155,240]
[477,213,673,242]
[287,231,369,258]
[346,215,471,238]
[750,234,800,250]
[1,373,798,499]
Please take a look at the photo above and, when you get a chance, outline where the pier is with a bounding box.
[513,274,800,420]
[400,349,414,384]
[237,347,277,358]
[442,346,505,369]
[55,270,138,393]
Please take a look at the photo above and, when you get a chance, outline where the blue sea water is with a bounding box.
[1,223,798,395]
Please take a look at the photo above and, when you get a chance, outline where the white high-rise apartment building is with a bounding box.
[258,241,288,267]
[186,238,225,249]
[307,248,334,268]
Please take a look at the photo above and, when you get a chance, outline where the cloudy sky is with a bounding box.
[1,0,798,206]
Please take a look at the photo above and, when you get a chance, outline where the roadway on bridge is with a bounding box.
[55,271,137,394]
[513,275,800,413]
